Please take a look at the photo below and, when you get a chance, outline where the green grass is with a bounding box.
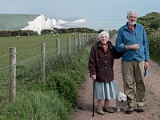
[0,33,74,54]
[1,91,71,120]
[0,32,97,119]
[0,39,94,119]
[0,33,77,68]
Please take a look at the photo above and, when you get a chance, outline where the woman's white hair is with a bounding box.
[127,10,138,17]
[98,31,109,38]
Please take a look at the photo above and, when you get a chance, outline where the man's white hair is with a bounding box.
[98,31,109,38]
[127,10,138,17]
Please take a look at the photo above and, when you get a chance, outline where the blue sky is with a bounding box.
[0,0,159,20]
[0,0,160,30]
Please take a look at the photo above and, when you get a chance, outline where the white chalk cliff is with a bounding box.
[22,15,86,34]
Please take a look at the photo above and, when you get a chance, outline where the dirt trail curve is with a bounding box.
[71,34,160,120]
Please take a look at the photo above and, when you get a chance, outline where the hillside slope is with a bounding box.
[0,14,39,30]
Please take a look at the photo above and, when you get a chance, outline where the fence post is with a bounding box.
[86,34,88,43]
[88,34,89,42]
[79,34,81,49]
[77,34,81,51]
[83,33,87,46]
[41,43,45,80]
[9,47,16,102]
[56,38,60,57]
[67,37,71,54]
[73,35,77,52]
[84,33,88,45]
[88,34,90,42]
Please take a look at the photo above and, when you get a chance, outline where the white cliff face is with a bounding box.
[22,15,86,34]
[73,19,86,23]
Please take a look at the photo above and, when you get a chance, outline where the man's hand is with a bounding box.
[144,62,149,69]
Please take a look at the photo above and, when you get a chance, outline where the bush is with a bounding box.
[1,91,71,120]
[148,31,160,64]
[44,72,78,107]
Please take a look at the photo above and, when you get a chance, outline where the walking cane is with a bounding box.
[92,80,95,117]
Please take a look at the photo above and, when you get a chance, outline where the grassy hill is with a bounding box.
[0,14,39,30]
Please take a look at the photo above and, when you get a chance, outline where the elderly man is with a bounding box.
[115,10,149,114]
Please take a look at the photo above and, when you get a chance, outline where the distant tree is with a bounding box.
[150,19,160,30]
[138,12,160,33]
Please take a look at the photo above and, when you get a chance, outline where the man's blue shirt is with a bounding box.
[115,22,150,62]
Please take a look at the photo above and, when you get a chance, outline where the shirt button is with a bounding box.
[105,67,107,68]
[105,61,107,63]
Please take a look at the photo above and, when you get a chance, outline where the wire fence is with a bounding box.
[0,33,96,105]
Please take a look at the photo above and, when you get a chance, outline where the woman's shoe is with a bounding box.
[103,107,114,113]
[96,108,104,115]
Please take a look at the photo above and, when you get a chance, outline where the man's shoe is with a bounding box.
[135,106,144,113]
[125,107,134,114]
[96,108,104,115]
[103,107,114,113]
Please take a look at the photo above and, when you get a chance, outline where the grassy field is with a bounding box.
[0,32,96,120]
[0,33,83,68]
[0,32,97,95]
[0,33,75,55]
[0,33,90,103]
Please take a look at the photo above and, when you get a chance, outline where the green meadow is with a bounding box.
[0,33,75,55]
[0,32,97,120]
[0,33,77,68]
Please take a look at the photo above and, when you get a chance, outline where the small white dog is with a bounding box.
[116,92,127,112]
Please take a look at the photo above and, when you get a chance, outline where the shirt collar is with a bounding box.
[125,22,137,30]
[97,41,113,50]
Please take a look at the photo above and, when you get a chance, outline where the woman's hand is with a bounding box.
[131,44,139,50]
[91,75,96,80]
[126,44,139,50]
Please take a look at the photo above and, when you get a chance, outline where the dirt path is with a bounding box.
[71,35,160,120]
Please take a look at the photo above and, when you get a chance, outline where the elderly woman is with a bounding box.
[88,31,122,115]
